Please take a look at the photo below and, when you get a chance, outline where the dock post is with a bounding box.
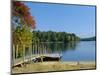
[42,44,44,54]
[41,56,43,62]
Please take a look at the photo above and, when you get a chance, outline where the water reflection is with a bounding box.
[30,41,79,55]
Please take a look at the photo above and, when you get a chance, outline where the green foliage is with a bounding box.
[13,26,33,57]
[13,26,33,45]
[32,31,80,43]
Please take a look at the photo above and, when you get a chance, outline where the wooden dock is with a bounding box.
[12,53,62,66]
[12,44,62,67]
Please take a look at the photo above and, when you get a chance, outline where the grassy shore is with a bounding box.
[12,61,96,74]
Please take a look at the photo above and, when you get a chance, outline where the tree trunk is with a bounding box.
[13,44,15,66]
[16,45,18,58]
[23,45,25,65]
[29,45,32,62]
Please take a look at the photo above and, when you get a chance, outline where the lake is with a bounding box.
[26,41,96,62]
[61,41,96,61]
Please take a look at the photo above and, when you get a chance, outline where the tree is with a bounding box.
[32,31,80,43]
[12,1,35,29]
[13,26,33,57]
[12,1,36,59]
[12,1,36,45]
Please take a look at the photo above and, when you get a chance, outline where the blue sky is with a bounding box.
[24,2,96,38]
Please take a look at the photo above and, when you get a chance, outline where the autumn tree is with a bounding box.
[12,1,35,29]
[12,1,36,58]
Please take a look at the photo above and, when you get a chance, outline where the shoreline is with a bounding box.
[60,61,96,65]
[12,61,96,74]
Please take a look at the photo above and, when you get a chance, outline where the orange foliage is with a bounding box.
[12,1,35,29]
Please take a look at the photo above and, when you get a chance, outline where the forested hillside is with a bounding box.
[32,31,80,43]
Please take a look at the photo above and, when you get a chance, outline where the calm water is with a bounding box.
[61,41,96,61]
[29,41,95,61]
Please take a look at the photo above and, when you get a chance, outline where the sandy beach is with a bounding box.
[12,61,96,74]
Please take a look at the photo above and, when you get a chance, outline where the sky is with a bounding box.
[24,2,96,38]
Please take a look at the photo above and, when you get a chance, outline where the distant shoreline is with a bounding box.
[80,36,96,41]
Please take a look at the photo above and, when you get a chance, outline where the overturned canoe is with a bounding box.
[32,56,61,62]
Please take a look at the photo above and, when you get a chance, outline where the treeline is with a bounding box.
[32,31,80,43]
[81,36,96,41]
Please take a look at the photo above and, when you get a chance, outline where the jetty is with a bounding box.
[12,44,62,67]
